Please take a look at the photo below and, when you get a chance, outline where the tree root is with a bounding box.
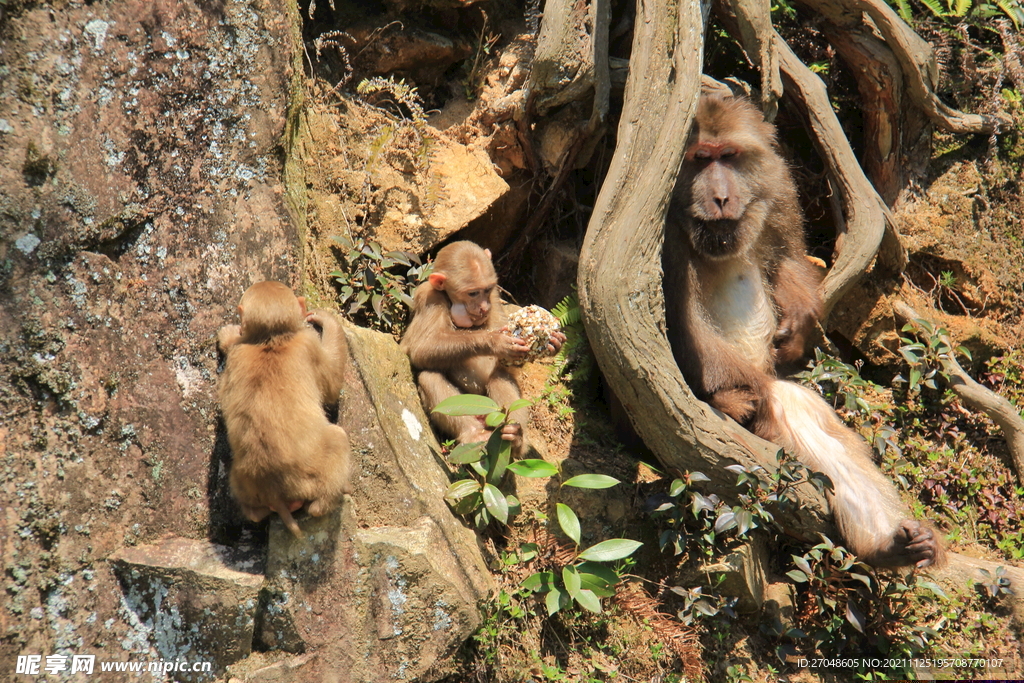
[800,0,1011,134]
[893,300,1024,483]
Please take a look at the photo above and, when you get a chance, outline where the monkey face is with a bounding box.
[449,286,494,328]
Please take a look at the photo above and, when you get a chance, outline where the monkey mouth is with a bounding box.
[689,219,742,258]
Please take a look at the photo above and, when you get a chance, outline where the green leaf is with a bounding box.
[518,543,539,562]
[786,569,809,583]
[920,581,949,600]
[484,411,506,428]
[448,442,485,464]
[792,555,813,575]
[845,600,866,633]
[507,459,558,478]
[452,492,481,515]
[562,566,582,597]
[545,587,569,615]
[445,479,481,502]
[522,571,556,592]
[556,503,581,545]
[562,474,620,489]
[482,483,509,524]
[506,398,533,414]
[577,563,618,597]
[573,587,603,613]
[433,394,500,416]
[577,539,643,562]
[487,433,512,484]
[909,367,922,389]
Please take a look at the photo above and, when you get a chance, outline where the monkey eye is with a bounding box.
[720,147,738,159]
[694,148,712,160]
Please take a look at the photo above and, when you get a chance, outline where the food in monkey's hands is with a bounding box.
[500,305,562,366]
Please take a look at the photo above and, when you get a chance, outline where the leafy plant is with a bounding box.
[778,536,949,672]
[433,394,642,615]
[796,350,901,457]
[462,9,501,100]
[650,453,833,562]
[670,583,738,626]
[895,317,972,394]
[433,394,539,527]
[888,0,1024,29]
[355,76,442,209]
[329,235,430,334]
[541,292,596,424]
[521,475,641,616]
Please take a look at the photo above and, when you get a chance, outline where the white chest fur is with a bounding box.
[701,259,776,372]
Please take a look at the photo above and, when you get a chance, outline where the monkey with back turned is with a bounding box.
[217,281,351,538]
[664,94,944,568]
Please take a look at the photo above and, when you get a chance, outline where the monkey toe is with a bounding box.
[887,520,943,568]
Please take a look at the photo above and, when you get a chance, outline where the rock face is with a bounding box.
[247,325,493,682]
[0,1,492,680]
[109,538,265,682]
[0,1,303,677]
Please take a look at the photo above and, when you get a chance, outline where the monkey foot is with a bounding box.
[870,520,945,569]
[460,428,491,446]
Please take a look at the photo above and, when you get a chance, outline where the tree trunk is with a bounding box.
[577,0,835,541]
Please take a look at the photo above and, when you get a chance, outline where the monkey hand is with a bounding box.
[217,325,242,353]
[772,312,816,364]
[305,309,339,336]
[492,332,531,362]
[546,331,567,356]
[708,387,762,426]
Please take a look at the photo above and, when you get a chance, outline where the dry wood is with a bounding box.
[798,0,1011,134]
[772,30,895,317]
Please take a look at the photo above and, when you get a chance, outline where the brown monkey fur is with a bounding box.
[664,94,944,568]
[217,281,351,538]
[401,241,564,454]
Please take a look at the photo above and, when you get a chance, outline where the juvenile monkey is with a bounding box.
[664,94,944,568]
[217,281,351,538]
[401,241,565,454]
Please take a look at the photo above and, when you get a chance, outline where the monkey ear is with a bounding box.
[428,273,447,291]
[237,305,244,316]
[484,248,492,260]
[297,296,308,316]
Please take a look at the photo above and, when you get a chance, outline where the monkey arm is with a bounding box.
[401,299,517,371]
[770,254,824,365]
[306,310,347,405]
[217,325,242,353]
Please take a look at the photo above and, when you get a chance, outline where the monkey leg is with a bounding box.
[761,380,945,568]
[487,367,528,458]
[418,371,490,444]
[307,424,352,517]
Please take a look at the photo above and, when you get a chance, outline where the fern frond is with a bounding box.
[552,294,582,326]
[920,0,949,17]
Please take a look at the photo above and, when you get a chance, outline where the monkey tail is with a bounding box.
[760,380,907,558]
[275,504,304,539]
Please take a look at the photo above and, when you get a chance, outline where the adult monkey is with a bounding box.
[663,94,944,568]
[402,241,564,455]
